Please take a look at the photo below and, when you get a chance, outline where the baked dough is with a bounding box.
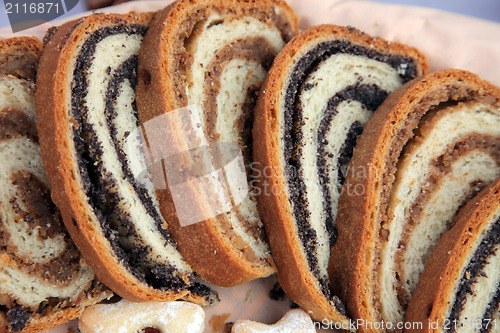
[36,13,215,304]
[332,69,500,331]
[231,309,315,333]
[0,37,111,333]
[404,178,500,333]
[136,0,299,287]
[79,299,205,333]
[252,24,427,326]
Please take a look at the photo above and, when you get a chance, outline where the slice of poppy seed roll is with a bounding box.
[136,0,299,286]
[404,178,500,333]
[0,37,111,333]
[36,13,216,304]
[252,24,428,325]
[332,69,500,332]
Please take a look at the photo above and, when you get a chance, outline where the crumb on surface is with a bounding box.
[209,313,232,332]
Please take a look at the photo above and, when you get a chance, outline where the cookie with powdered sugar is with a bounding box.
[36,12,216,305]
[79,299,205,333]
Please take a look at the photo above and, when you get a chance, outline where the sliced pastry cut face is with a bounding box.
[252,24,428,325]
[404,178,500,333]
[332,69,500,332]
[231,309,316,333]
[36,13,215,304]
[136,0,299,286]
[78,299,205,333]
[387,101,500,309]
[0,37,111,333]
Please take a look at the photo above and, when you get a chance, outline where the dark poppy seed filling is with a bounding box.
[281,39,420,300]
[6,307,29,332]
[317,84,389,246]
[446,218,500,333]
[70,24,195,292]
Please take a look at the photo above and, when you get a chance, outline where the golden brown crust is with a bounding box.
[35,12,193,302]
[0,37,42,80]
[253,24,427,325]
[403,178,500,333]
[136,0,299,287]
[330,69,500,331]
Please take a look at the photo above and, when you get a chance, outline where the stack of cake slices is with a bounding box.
[35,0,300,311]
[0,37,111,333]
